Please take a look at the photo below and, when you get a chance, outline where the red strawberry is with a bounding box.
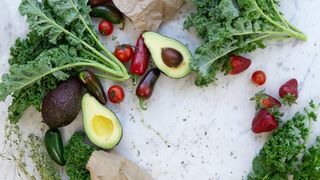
[252,109,278,134]
[279,79,298,106]
[251,91,281,110]
[228,55,252,75]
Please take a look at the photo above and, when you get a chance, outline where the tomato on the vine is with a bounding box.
[114,44,134,62]
[108,85,125,104]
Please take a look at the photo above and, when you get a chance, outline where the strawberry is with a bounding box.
[252,109,278,134]
[228,55,252,75]
[279,79,298,106]
[251,91,281,110]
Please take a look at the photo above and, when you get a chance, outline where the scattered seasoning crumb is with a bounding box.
[111,35,117,41]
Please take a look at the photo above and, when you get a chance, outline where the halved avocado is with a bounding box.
[82,94,122,149]
[142,32,192,79]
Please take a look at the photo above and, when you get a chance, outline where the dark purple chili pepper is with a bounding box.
[136,68,161,110]
[79,70,107,104]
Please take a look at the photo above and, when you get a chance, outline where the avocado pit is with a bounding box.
[161,48,183,68]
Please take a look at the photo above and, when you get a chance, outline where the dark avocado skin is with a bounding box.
[45,129,66,166]
[42,78,82,129]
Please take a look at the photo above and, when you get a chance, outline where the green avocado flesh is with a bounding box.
[82,94,122,149]
[142,32,192,79]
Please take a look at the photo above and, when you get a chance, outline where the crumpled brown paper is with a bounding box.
[86,150,153,180]
[113,0,185,31]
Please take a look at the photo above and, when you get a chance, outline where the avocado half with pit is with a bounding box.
[82,94,122,149]
[142,32,192,79]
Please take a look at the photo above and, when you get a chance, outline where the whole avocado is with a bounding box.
[42,78,82,128]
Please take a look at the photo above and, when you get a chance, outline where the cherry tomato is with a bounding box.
[108,85,125,104]
[114,44,134,62]
[98,20,113,36]
[252,70,266,86]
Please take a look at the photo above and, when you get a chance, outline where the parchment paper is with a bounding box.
[87,150,153,180]
[113,0,185,31]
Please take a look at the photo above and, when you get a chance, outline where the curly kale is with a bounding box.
[1,0,130,124]
[293,138,320,180]
[248,102,319,180]
[64,131,96,180]
[184,0,307,86]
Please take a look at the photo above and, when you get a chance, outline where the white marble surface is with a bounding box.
[1,0,320,179]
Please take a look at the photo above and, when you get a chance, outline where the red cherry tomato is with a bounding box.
[108,85,125,104]
[114,44,134,62]
[252,70,266,86]
[98,20,113,36]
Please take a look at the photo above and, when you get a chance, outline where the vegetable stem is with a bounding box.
[67,0,129,77]
[95,74,127,82]
[270,0,303,34]
[25,0,129,80]
[139,98,147,110]
[200,34,272,69]
[8,61,123,94]
[252,1,307,41]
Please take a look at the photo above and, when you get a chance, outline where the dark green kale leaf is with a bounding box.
[293,138,320,180]
[185,0,307,86]
[6,32,65,123]
[64,131,96,180]
[9,31,56,65]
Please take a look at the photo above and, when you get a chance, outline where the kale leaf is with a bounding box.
[64,131,96,180]
[185,0,307,86]
[1,0,130,123]
[293,138,320,180]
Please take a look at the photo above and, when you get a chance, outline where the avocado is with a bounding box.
[42,78,82,129]
[82,94,122,149]
[142,32,192,79]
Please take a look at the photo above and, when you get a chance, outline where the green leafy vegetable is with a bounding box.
[1,0,130,123]
[64,131,96,180]
[184,0,307,86]
[1,124,61,179]
[293,138,320,180]
[248,101,319,179]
